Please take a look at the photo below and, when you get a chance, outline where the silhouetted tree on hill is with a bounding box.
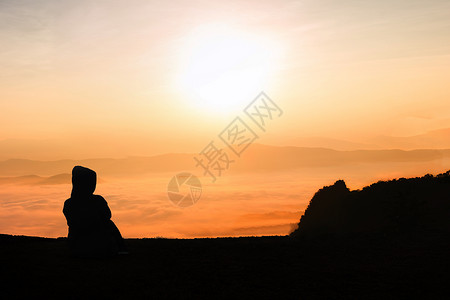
[291,170,450,238]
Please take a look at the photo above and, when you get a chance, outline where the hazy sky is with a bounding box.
[1,0,450,157]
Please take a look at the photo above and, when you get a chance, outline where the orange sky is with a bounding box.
[1,0,450,155]
[1,0,450,238]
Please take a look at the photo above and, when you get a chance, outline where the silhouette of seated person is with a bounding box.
[63,166,127,257]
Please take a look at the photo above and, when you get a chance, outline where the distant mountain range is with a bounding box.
[371,127,450,150]
[0,174,72,185]
[0,143,449,178]
[280,128,450,150]
[1,127,450,160]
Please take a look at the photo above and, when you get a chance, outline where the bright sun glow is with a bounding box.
[177,24,281,114]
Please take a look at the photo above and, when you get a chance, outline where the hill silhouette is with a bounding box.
[291,170,450,238]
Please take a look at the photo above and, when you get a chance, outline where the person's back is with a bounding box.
[63,166,125,257]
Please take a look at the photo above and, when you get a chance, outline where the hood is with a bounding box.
[71,166,97,197]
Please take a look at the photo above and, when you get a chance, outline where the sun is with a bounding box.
[177,24,280,115]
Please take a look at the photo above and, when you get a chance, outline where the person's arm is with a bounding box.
[62,200,72,226]
[97,196,112,220]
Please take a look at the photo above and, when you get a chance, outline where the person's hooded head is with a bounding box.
[71,166,97,198]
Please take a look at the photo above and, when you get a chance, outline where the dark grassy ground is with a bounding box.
[1,234,449,299]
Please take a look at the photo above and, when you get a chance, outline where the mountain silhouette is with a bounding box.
[0,173,76,185]
[1,144,449,177]
[291,170,450,238]
[372,127,450,150]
